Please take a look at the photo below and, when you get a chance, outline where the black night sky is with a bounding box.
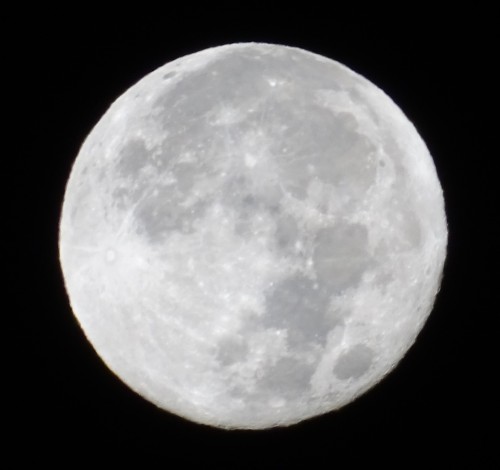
[10,6,496,467]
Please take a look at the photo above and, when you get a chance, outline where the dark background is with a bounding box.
[10,6,496,467]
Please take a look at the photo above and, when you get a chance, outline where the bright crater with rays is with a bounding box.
[59,43,447,429]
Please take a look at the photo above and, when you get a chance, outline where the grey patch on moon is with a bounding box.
[226,176,284,238]
[313,223,373,292]
[122,159,215,241]
[153,51,271,132]
[230,190,302,260]
[274,213,300,253]
[216,336,249,366]
[154,46,377,206]
[113,140,212,237]
[116,139,151,177]
[232,195,266,237]
[271,104,377,201]
[134,193,207,240]
[257,357,315,400]
[170,161,201,194]
[333,344,374,380]
[115,169,210,242]
[263,274,339,347]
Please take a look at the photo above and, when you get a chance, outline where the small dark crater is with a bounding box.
[162,71,177,80]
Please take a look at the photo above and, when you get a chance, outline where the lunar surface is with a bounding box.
[59,43,447,429]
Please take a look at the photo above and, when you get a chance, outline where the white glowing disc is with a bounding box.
[59,43,447,429]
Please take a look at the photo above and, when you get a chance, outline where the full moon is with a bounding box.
[59,43,447,429]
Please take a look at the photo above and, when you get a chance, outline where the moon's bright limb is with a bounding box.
[59,43,447,429]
